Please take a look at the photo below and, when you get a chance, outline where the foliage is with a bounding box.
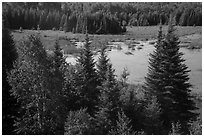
[96,45,110,83]
[119,69,146,133]
[63,15,69,32]
[8,34,67,134]
[93,46,122,134]
[101,64,121,126]
[93,98,112,134]
[75,34,99,114]
[2,13,19,134]
[143,96,163,134]
[109,110,135,135]
[120,84,146,132]
[189,115,202,135]
[119,67,130,87]
[48,39,68,134]
[64,108,94,135]
[3,4,201,134]
[145,17,198,134]
[3,2,201,34]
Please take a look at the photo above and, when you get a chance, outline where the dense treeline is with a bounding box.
[2,13,201,134]
[2,2,202,34]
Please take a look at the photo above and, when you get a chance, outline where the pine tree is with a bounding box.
[145,16,197,134]
[75,33,99,115]
[2,15,19,134]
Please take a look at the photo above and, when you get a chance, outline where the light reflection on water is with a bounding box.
[65,41,202,93]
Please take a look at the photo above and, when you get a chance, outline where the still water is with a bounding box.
[66,41,202,93]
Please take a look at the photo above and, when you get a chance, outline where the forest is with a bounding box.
[3,2,202,34]
[2,2,202,135]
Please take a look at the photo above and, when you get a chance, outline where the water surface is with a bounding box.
[66,41,202,93]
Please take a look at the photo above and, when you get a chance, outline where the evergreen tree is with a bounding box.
[2,15,19,134]
[94,48,121,134]
[93,92,112,134]
[48,39,68,134]
[45,11,53,29]
[99,64,121,127]
[52,39,64,69]
[145,16,197,134]
[75,33,99,115]
[39,11,45,30]
[63,15,68,32]
[96,45,109,83]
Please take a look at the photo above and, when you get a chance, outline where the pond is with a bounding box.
[65,40,202,94]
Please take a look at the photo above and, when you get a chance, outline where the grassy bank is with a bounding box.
[12,26,202,53]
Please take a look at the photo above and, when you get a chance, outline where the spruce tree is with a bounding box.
[99,64,121,127]
[145,17,197,134]
[94,47,121,134]
[49,39,68,134]
[96,45,109,83]
[52,39,64,70]
[63,15,68,32]
[75,33,99,115]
